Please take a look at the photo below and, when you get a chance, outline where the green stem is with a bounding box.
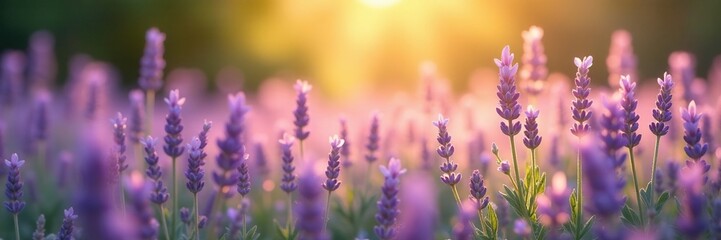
[120,177,126,216]
[575,145,583,239]
[172,156,178,240]
[13,214,19,240]
[450,185,463,209]
[628,147,644,226]
[160,204,171,240]
[287,193,293,237]
[649,135,661,220]
[242,196,248,237]
[324,191,332,232]
[477,210,486,233]
[508,129,523,197]
[194,193,200,240]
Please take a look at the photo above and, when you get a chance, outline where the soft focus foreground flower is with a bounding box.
[520,26,548,96]
[375,158,406,240]
[138,27,166,91]
[295,167,328,240]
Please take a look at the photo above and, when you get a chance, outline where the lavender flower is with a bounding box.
[252,141,269,175]
[654,169,664,196]
[681,101,708,161]
[366,112,380,163]
[453,201,475,240]
[523,106,542,149]
[619,75,641,148]
[163,89,185,158]
[128,90,145,143]
[469,170,489,211]
[4,153,25,215]
[650,73,674,136]
[180,207,191,225]
[214,92,249,198]
[237,154,251,197]
[279,133,297,193]
[548,133,561,169]
[571,56,594,137]
[374,158,406,240]
[141,136,169,204]
[498,161,510,175]
[198,120,212,159]
[433,114,461,186]
[185,137,205,194]
[669,51,696,104]
[27,31,57,89]
[1,51,24,105]
[607,30,637,88]
[702,115,715,157]
[520,26,548,96]
[580,138,625,220]
[677,166,707,239]
[228,198,251,238]
[495,46,522,136]
[128,173,160,240]
[58,207,78,240]
[33,214,45,240]
[293,80,311,140]
[111,112,129,177]
[339,117,352,168]
[666,161,680,195]
[30,92,50,142]
[514,219,532,238]
[323,135,344,192]
[599,96,627,169]
[296,168,328,240]
[396,174,437,240]
[420,137,432,171]
[138,28,166,91]
[537,172,571,239]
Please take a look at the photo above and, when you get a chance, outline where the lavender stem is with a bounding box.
[14,214,19,240]
[160,204,171,240]
[628,148,644,225]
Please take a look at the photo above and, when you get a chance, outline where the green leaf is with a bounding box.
[621,204,641,227]
[579,216,595,238]
[483,204,499,239]
[640,181,653,209]
[655,191,670,213]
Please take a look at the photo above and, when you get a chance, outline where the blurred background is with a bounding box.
[1,0,720,97]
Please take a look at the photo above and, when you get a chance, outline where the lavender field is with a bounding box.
[3,7,721,240]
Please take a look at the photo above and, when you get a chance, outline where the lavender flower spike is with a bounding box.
[681,101,708,161]
[580,138,625,220]
[599,96,627,170]
[374,158,406,240]
[619,75,642,148]
[214,92,249,198]
[111,112,129,177]
[536,172,571,238]
[365,112,380,163]
[279,133,297,193]
[33,214,45,240]
[469,169,490,211]
[677,165,708,239]
[140,136,169,204]
[323,135,344,192]
[523,105,542,149]
[237,153,251,197]
[521,26,548,96]
[433,114,461,186]
[650,72,674,136]
[163,89,186,158]
[4,153,25,215]
[339,117,352,168]
[185,137,205,194]
[294,80,312,141]
[128,172,160,240]
[128,90,145,143]
[138,28,166,91]
[296,167,329,240]
[58,207,78,240]
[495,46,522,136]
[571,56,594,137]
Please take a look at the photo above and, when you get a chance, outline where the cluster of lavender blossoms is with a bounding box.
[374,158,406,240]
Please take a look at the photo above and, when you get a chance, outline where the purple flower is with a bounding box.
[127,173,160,240]
[140,136,169,204]
[495,46,522,136]
[548,133,561,169]
[163,89,185,158]
[677,165,707,239]
[469,169,489,211]
[420,137,432,171]
[27,31,57,89]
[323,135,344,192]
[654,169,664,196]
[453,200,475,240]
[520,26,548,96]
[619,75,641,148]
[514,219,532,238]
[227,198,251,238]
[58,207,78,240]
[4,153,25,214]
[111,112,129,177]
[295,168,329,240]
[237,154,251,197]
[180,207,191,225]
[252,141,269,175]
[702,115,715,157]
[666,161,680,195]
[279,133,297,193]
[293,80,312,140]
[681,101,708,161]
[214,92,249,198]
[571,56,594,137]
[537,172,571,238]
[185,137,205,194]
[339,117,352,168]
[498,161,510,175]
[650,73,674,136]
[128,90,145,143]
[366,112,381,163]
[433,114,461,186]
[33,214,45,240]
[30,92,50,142]
[375,158,406,240]
[599,96,627,169]
[1,51,25,105]
[523,105,542,149]
[396,174,437,240]
[669,51,696,103]
[580,138,625,220]
[138,28,166,91]
[607,30,637,88]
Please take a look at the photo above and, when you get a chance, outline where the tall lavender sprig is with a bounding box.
[294,80,311,159]
[523,106,542,150]
[237,154,251,197]
[140,136,170,240]
[128,173,160,240]
[4,153,25,240]
[138,28,165,92]
[520,26,548,96]
[296,167,329,240]
[279,133,297,194]
[214,93,248,199]
[649,72,673,210]
[600,97,628,170]
[33,214,45,240]
[681,101,708,161]
[339,117,352,168]
[677,166,707,239]
[163,89,186,239]
[323,135,344,192]
[619,75,644,224]
[365,112,380,164]
[469,169,489,232]
[129,90,145,143]
[374,158,406,240]
[111,112,129,190]
[433,114,463,209]
[58,207,78,240]
[186,137,205,240]
[571,56,594,137]
[495,46,523,188]
[581,138,626,239]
